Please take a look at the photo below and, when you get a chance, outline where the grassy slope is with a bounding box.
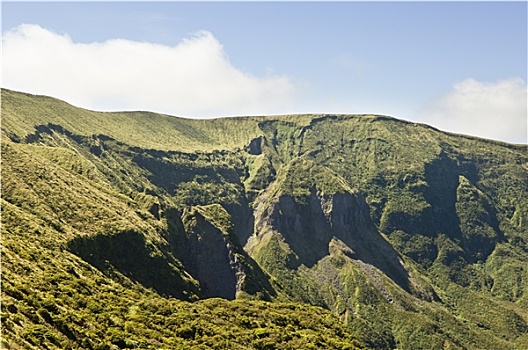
[280,114,528,348]
[245,150,528,349]
[1,138,363,350]
[2,89,527,349]
[2,88,310,152]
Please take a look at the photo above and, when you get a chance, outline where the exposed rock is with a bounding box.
[248,136,263,155]
[253,180,411,292]
[180,207,242,299]
[175,205,274,300]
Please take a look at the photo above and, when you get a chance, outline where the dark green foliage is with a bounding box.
[456,175,503,261]
[68,229,200,300]
[389,230,438,268]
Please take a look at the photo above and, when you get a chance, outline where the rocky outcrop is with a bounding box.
[181,207,241,299]
[169,204,275,300]
[252,181,411,292]
[247,136,263,155]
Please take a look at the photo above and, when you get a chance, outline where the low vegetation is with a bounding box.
[2,89,527,349]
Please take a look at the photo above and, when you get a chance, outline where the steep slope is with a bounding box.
[0,134,363,350]
[2,89,527,349]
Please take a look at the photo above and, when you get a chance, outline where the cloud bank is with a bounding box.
[2,24,296,117]
[422,78,527,144]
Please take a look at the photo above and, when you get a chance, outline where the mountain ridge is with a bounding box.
[1,88,527,349]
[3,89,524,151]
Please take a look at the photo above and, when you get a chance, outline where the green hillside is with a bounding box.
[1,89,527,349]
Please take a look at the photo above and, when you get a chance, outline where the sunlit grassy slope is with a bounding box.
[2,88,527,349]
[1,122,364,350]
[2,89,314,151]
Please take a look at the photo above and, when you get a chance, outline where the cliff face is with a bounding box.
[246,175,413,314]
[163,204,275,300]
[256,186,408,286]
[181,207,241,299]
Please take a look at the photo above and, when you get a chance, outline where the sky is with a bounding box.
[2,1,527,144]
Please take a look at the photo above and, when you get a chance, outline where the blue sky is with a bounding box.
[2,1,527,143]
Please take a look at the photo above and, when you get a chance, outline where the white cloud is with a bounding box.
[2,24,296,117]
[422,78,527,144]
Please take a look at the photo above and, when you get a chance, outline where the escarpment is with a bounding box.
[3,89,528,350]
[180,206,241,299]
[162,204,275,300]
[250,179,411,293]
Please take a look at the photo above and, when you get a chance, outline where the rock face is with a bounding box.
[253,185,410,292]
[165,204,274,300]
[180,207,243,299]
[247,136,263,155]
